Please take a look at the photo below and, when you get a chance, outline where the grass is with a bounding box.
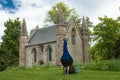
[0,65,120,80]
[84,60,120,71]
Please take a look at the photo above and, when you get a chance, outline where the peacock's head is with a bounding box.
[63,38,67,45]
[63,38,68,41]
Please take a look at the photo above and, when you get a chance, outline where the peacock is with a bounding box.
[61,38,74,74]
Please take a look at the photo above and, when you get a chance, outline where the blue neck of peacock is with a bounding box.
[63,39,69,55]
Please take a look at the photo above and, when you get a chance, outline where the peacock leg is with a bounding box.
[65,67,67,74]
[67,66,70,74]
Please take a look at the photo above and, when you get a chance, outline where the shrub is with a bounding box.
[84,60,120,71]
[0,53,18,71]
[0,57,7,71]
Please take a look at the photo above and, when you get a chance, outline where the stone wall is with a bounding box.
[56,24,66,65]
[25,42,57,67]
[66,18,83,64]
[19,35,28,66]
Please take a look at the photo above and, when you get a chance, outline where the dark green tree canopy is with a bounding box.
[1,18,21,56]
[91,16,120,60]
[0,18,21,71]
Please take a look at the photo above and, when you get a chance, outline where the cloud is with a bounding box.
[0,0,51,41]
[68,0,120,25]
[0,0,120,42]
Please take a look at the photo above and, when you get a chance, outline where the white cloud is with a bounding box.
[90,0,120,25]
[0,0,51,38]
[0,0,120,42]
[66,0,120,25]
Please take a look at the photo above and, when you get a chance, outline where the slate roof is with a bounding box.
[28,25,57,46]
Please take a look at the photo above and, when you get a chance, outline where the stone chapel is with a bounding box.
[19,7,89,67]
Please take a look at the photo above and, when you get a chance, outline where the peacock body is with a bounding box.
[61,39,73,74]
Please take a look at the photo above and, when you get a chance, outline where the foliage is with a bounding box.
[30,28,35,35]
[0,53,18,71]
[86,17,93,27]
[91,16,120,60]
[84,60,120,71]
[0,55,7,71]
[1,18,21,57]
[44,2,80,26]
[0,66,120,80]
[0,18,20,71]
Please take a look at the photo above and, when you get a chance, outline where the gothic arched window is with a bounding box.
[71,28,76,45]
[32,48,37,63]
[48,46,52,61]
[41,45,44,52]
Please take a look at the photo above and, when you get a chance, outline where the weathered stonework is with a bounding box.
[19,36,28,66]
[81,17,89,63]
[25,42,57,67]
[66,17,84,63]
[19,8,89,67]
[19,19,28,67]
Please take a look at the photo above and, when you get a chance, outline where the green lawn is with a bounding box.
[0,66,120,80]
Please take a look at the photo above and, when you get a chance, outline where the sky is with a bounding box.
[0,0,120,42]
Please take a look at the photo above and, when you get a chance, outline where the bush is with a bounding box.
[0,57,7,71]
[84,60,120,71]
[0,53,18,71]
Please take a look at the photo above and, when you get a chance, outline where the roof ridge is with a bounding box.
[38,24,57,30]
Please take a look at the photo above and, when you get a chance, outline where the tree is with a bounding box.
[44,2,80,26]
[1,18,20,56]
[0,18,20,70]
[91,16,120,60]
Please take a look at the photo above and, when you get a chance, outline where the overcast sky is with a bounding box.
[0,0,120,42]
